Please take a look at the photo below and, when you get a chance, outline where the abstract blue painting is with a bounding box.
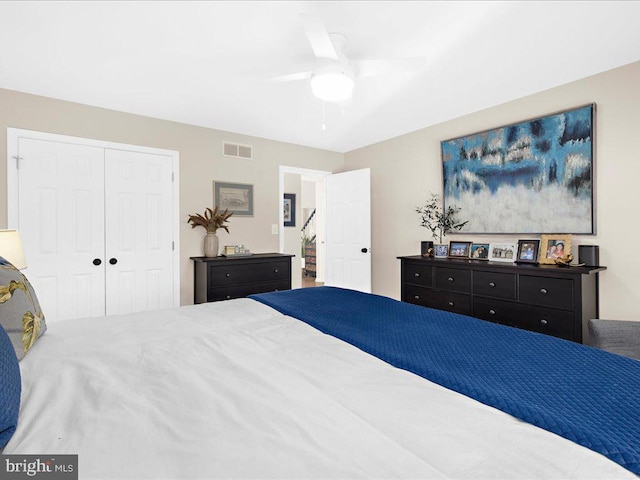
[442,104,594,234]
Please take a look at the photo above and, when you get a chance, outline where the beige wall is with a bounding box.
[4,61,639,318]
[344,61,640,320]
[0,88,344,305]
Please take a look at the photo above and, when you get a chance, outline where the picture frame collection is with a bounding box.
[438,234,573,265]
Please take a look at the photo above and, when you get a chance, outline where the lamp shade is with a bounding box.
[0,230,27,269]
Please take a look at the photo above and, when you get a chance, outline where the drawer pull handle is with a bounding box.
[489,309,496,315]
[225,273,231,278]
[447,277,454,282]
[274,269,279,273]
[414,295,420,300]
[226,295,231,299]
[540,288,548,294]
[540,319,548,326]
[448,301,454,306]
[489,282,496,287]
[414,273,420,277]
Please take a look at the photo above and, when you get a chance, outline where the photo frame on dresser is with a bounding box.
[470,243,490,260]
[516,240,540,264]
[539,234,572,264]
[448,241,471,258]
[488,243,517,263]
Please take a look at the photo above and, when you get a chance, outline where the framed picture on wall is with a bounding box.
[213,181,254,216]
[442,103,595,234]
[284,193,296,227]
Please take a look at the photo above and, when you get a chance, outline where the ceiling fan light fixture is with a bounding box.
[310,72,354,103]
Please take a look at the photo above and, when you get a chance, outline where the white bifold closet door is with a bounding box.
[17,138,175,323]
[104,149,174,316]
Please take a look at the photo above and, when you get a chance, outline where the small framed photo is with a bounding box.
[283,193,296,227]
[488,243,517,263]
[470,243,490,260]
[448,241,472,258]
[516,240,540,264]
[213,181,254,216]
[539,234,572,264]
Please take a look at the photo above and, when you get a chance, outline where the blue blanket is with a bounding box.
[250,286,640,475]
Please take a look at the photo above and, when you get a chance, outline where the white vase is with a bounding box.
[203,232,219,257]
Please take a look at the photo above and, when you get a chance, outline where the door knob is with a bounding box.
[93,258,102,266]
[109,258,118,265]
[361,248,368,253]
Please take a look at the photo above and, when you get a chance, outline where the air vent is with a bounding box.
[223,141,253,159]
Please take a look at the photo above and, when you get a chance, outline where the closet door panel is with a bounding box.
[17,138,106,323]
[104,149,174,316]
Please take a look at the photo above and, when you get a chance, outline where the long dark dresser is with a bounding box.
[192,253,294,304]
[398,255,606,343]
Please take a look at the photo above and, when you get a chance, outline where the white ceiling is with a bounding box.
[1,1,639,153]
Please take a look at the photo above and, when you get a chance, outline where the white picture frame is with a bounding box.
[488,243,517,263]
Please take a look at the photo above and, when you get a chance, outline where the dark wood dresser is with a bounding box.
[192,253,294,304]
[398,255,606,343]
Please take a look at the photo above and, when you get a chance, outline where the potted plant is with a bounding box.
[188,207,233,257]
[416,193,468,257]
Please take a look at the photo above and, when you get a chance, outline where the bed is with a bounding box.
[2,283,639,479]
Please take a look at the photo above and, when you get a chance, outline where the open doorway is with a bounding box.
[279,166,330,289]
[300,180,322,289]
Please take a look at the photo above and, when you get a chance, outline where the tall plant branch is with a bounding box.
[416,193,468,243]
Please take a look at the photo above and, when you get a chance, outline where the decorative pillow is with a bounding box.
[0,323,21,449]
[0,256,47,361]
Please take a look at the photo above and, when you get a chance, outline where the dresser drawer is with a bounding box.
[520,306,575,341]
[473,297,522,327]
[209,260,290,286]
[209,281,290,302]
[435,267,471,293]
[427,291,472,316]
[403,263,432,287]
[473,271,516,300]
[403,284,431,307]
[519,275,574,309]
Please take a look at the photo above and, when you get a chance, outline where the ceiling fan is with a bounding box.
[273,14,428,103]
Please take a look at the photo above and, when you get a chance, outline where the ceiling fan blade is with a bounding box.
[300,13,338,60]
[269,71,313,83]
[352,57,429,78]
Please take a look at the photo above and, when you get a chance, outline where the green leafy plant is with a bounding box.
[416,193,468,243]
[301,233,316,257]
[188,207,233,234]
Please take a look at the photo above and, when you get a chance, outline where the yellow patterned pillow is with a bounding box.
[0,257,46,361]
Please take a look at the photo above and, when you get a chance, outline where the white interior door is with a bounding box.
[104,149,175,316]
[325,168,371,293]
[17,138,106,322]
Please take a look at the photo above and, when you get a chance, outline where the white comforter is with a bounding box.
[5,299,635,479]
